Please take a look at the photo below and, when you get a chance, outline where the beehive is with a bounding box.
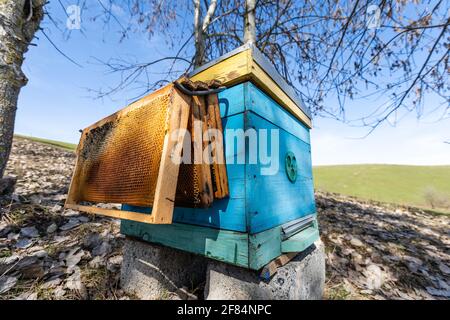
[120,44,320,271]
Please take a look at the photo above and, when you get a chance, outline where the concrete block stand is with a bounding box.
[204,241,325,300]
[120,237,207,300]
[120,238,325,300]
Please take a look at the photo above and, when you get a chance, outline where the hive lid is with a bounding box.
[189,43,312,128]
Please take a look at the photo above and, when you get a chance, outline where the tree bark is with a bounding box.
[0,0,45,178]
[193,0,217,68]
[244,0,256,44]
[193,0,204,68]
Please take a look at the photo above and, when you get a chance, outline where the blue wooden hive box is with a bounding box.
[120,44,319,270]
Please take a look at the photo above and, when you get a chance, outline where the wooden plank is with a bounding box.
[151,88,191,223]
[191,96,214,207]
[190,50,251,88]
[260,252,298,280]
[248,226,282,270]
[120,217,250,268]
[189,48,312,128]
[82,85,174,134]
[65,126,86,205]
[246,112,316,234]
[249,61,312,128]
[65,203,155,223]
[206,94,229,199]
[247,83,311,145]
[205,94,221,198]
[281,225,319,253]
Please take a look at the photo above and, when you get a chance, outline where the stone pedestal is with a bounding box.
[120,237,325,300]
[204,240,325,300]
[120,237,207,300]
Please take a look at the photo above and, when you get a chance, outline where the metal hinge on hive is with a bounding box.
[65,79,229,225]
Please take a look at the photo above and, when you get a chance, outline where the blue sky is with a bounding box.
[15,2,450,166]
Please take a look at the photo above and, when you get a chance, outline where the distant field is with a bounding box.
[314,164,450,213]
[14,134,77,151]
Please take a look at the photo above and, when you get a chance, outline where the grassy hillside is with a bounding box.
[314,164,450,212]
[14,135,77,151]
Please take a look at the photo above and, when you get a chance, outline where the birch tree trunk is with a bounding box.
[193,0,217,68]
[0,0,45,178]
[244,0,256,44]
[193,0,204,68]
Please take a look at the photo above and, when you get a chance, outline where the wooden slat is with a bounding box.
[281,225,319,253]
[247,83,311,144]
[82,85,174,134]
[191,95,214,207]
[65,122,88,205]
[65,203,155,224]
[206,94,229,199]
[249,226,282,270]
[260,252,298,280]
[190,50,250,87]
[249,62,312,128]
[151,88,191,223]
[190,49,312,128]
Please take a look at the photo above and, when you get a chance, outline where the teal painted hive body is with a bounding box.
[121,80,319,270]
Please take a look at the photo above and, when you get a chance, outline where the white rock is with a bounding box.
[47,223,58,234]
[439,263,450,275]
[342,248,354,256]
[65,268,86,294]
[0,222,10,237]
[89,256,106,268]
[7,232,19,240]
[78,216,90,223]
[426,287,450,298]
[14,291,36,300]
[65,248,84,270]
[20,226,39,238]
[108,255,123,265]
[0,276,18,294]
[62,209,79,217]
[31,250,48,258]
[50,205,62,213]
[59,218,81,231]
[350,237,364,247]
[29,195,42,205]
[15,238,33,249]
[92,241,112,257]
[107,255,123,272]
[53,286,66,298]
[403,255,423,265]
[42,278,62,289]
[26,292,38,300]
[53,235,70,243]
[52,194,66,201]
[363,264,384,290]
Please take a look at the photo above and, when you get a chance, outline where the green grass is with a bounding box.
[14,134,77,151]
[314,164,450,213]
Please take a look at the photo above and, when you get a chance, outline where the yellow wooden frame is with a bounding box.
[189,48,312,128]
[65,85,191,224]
